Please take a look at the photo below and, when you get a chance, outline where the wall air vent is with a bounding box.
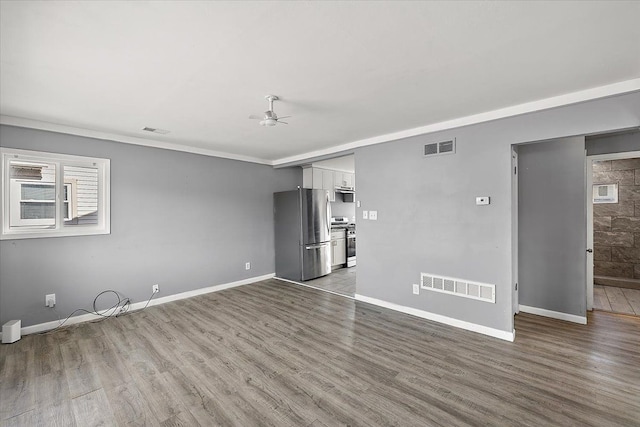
[420,272,495,303]
[142,127,170,135]
[424,139,456,157]
[424,143,438,155]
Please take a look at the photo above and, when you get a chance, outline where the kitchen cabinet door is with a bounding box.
[332,238,346,266]
[343,173,354,188]
[312,168,323,190]
[302,168,313,188]
[331,230,346,267]
[323,169,335,202]
[334,172,354,188]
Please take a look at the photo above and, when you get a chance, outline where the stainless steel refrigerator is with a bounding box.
[274,188,332,281]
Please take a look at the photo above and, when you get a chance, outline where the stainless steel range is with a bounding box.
[331,216,349,228]
[346,225,356,267]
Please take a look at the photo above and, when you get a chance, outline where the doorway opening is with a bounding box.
[513,131,640,325]
[586,133,640,316]
[513,136,588,324]
[300,154,357,298]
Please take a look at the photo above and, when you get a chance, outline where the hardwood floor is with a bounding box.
[594,284,640,315]
[2,278,639,426]
[296,266,356,297]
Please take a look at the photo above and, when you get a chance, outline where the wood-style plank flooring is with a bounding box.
[296,266,356,297]
[594,284,640,315]
[2,279,639,426]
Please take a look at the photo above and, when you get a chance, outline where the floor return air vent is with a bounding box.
[420,273,495,303]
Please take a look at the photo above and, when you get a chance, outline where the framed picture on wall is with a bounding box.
[593,183,618,204]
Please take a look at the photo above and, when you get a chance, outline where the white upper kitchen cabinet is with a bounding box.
[302,166,337,201]
[335,171,354,189]
[312,168,323,190]
[323,170,335,201]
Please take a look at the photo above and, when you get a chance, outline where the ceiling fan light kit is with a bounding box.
[249,95,290,127]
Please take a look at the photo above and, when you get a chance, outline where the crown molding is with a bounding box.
[2,78,639,167]
[0,115,272,165]
[272,78,640,166]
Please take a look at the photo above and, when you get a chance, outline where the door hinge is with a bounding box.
[515,282,518,290]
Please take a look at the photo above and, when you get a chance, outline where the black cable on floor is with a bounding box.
[39,289,156,335]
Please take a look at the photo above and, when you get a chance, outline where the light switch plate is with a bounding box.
[412,284,420,295]
[476,196,490,205]
[369,210,378,220]
[362,210,368,219]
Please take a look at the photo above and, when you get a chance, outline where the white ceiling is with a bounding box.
[1,1,639,165]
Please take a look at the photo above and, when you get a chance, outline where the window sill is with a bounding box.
[0,228,110,240]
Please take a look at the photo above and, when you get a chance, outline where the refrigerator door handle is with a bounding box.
[305,243,329,250]
[326,191,331,236]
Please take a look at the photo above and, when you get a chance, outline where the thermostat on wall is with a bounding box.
[476,196,490,206]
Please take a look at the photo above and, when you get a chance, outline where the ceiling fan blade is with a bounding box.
[277,116,291,119]
[248,114,263,120]
[277,121,289,125]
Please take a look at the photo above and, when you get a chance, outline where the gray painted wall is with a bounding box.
[0,125,301,327]
[518,137,586,316]
[354,91,640,334]
[586,130,640,155]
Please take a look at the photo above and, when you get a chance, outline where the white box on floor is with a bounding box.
[2,320,21,344]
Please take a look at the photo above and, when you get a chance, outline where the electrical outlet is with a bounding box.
[45,293,56,307]
[369,210,378,220]
[245,262,251,270]
[412,284,420,295]
[152,284,159,294]
[476,196,490,205]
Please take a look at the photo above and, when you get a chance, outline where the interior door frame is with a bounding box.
[586,150,640,310]
[511,145,519,314]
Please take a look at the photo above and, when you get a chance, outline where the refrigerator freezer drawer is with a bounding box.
[301,242,332,281]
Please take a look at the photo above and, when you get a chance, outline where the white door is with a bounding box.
[518,136,586,318]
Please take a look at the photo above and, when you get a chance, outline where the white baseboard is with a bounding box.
[354,294,515,342]
[1,273,275,339]
[518,304,587,324]
[139,273,274,309]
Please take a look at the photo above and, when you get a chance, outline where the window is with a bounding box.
[1,148,110,239]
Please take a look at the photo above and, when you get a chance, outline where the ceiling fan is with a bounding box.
[249,95,290,127]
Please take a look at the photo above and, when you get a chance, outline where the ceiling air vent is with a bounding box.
[142,127,170,135]
[424,139,456,157]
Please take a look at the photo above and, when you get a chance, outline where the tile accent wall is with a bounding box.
[593,157,640,288]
